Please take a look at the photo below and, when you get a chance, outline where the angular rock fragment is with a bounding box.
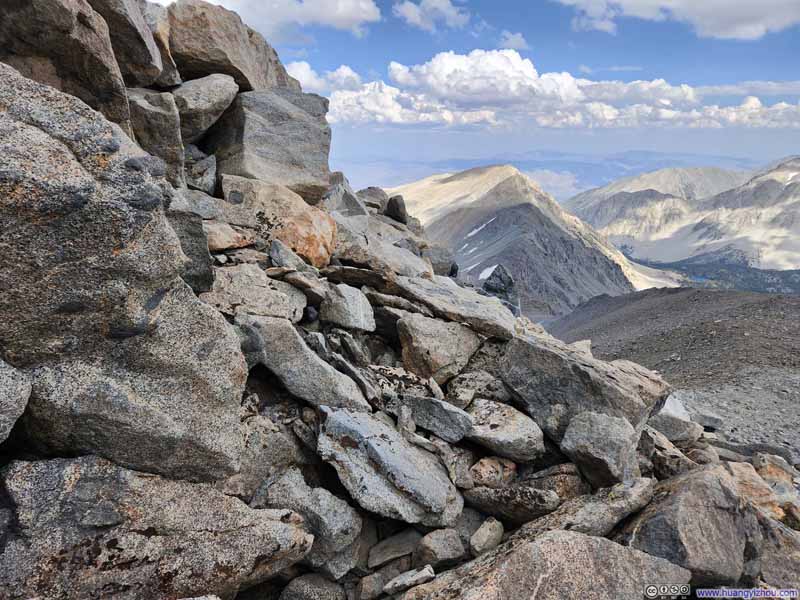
[128,87,185,186]
[725,461,787,521]
[639,426,698,480]
[560,411,640,489]
[0,359,31,444]
[357,557,411,600]
[397,313,481,385]
[208,91,331,202]
[469,517,504,556]
[167,0,300,92]
[380,395,473,444]
[203,220,256,251]
[317,408,463,527]
[384,566,435,595]
[518,463,590,502]
[167,209,215,293]
[0,1,131,130]
[237,316,370,411]
[398,531,690,600]
[255,467,363,579]
[464,482,560,525]
[413,528,466,569]
[368,529,423,570]
[385,195,409,224]
[0,457,312,599]
[502,333,670,441]
[445,369,511,410]
[320,284,376,332]
[201,264,306,322]
[617,465,759,585]
[138,0,181,87]
[173,74,239,143]
[322,176,370,218]
[278,574,346,600]
[185,145,217,194]
[394,276,517,339]
[649,411,704,448]
[357,186,389,211]
[469,457,517,489]
[1,64,248,481]
[87,0,163,86]
[466,399,545,462]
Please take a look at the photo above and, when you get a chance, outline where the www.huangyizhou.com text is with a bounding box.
[695,589,800,599]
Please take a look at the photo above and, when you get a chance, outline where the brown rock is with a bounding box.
[469,457,517,489]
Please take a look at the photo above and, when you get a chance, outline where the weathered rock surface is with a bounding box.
[317,408,464,527]
[413,528,466,569]
[167,0,300,92]
[639,426,698,480]
[381,395,473,444]
[0,65,247,482]
[398,531,690,600]
[385,195,409,224]
[519,463,591,501]
[173,74,239,143]
[322,177,370,218]
[127,87,185,186]
[237,316,370,411]
[87,0,162,86]
[649,411,704,448]
[725,461,787,522]
[208,91,331,202]
[0,359,31,443]
[398,313,481,385]
[385,566,436,595]
[0,457,313,598]
[138,0,181,87]
[358,557,412,600]
[185,145,217,193]
[617,465,758,585]
[464,482,560,525]
[368,529,423,570]
[278,574,345,600]
[502,333,670,441]
[445,370,510,410]
[394,276,517,339]
[255,467,363,579]
[200,264,306,322]
[0,1,131,130]
[320,284,376,332]
[167,209,214,293]
[560,411,640,489]
[466,399,545,462]
[469,517,504,556]
[203,220,256,251]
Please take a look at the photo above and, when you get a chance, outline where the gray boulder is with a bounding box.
[394,276,517,340]
[237,315,370,411]
[0,0,131,131]
[413,528,466,569]
[469,517,504,556]
[398,530,690,600]
[356,186,389,211]
[0,65,247,482]
[320,284,376,332]
[649,411,704,448]
[463,482,560,525]
[518,463,591,502]
[368,529,423,569]
[381,395,473,444]
[385,195,409,224]
[501,333,670,442]
[184,145,217,194]
[167,0,300,92]
[87,0,162,86]
[207,91,332,202]
[173,74,239,143]
[466,399,545,462]
[397,313,481,385]
[279,574,346,600]
[127,87,185,186]
[138,0,181,87]
[0,457,313,599]
[322,177,370,218]
[617,465,759,585]
[0,359,31,443]
[357,557,412,600]
[166,209,214,293]
[445,370,511,410]
[639,426,698,480]
[255,467,363,580]
[422,245,458,277]
[560,411,640,489]
[200,264,307,322]
[317,408,464,527]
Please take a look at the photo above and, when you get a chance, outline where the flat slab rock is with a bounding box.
[501,333,670,442]
[393,276,517,340]
[317,408,464,527]
[466,399,545,462]
[0,457,313,599]
[398,530,690,600]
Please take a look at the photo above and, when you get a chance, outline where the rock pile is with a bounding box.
[1,1,798,598]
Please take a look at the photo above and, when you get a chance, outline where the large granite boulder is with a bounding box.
[127,87,185,186]
[317,408,464,527]
[397,313,481,385]
[0,359,31,443]
[501,333,670,442]
[207,91,332,203]
[398,530,690,600]
[465,399,545,462]
[220,176,337,268]
[167,0,300,92]
[236,316,371,411]
[87,0,163,86]
[0,63,247,482]
[616,465,759,585]
[0,457,313,599]
[0,0,131,131]
[173,74,239,143]
[138,0,182,87]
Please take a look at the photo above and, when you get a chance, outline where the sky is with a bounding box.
[155,0,800,194]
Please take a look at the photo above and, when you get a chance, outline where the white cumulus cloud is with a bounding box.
[499,30,530,50]
[392,0,470,32]
[554,0,800,40]
[287,62,363,93]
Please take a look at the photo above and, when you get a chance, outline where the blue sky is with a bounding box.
[157,0,800,194]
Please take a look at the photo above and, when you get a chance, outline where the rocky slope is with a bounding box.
[549,288,800,464]
[1,1,798,598]
[565,162,800,271]
[390,166,680,321]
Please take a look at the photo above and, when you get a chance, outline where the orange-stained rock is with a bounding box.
[725,461,786,521]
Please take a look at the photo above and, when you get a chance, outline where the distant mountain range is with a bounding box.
[565,158,800,271]
[390,165,680,320]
